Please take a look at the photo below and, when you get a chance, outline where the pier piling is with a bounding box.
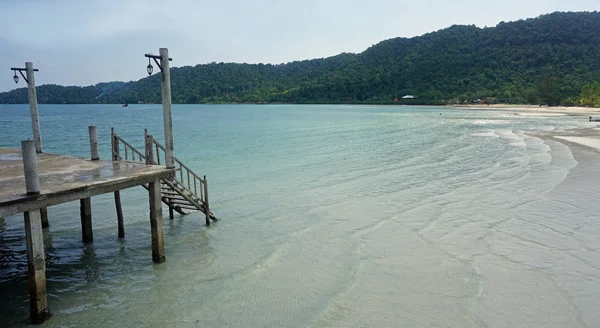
[24,210,51,323]
[111,127,125,238]
[20,141,50,322]
[80,198,93,243]
[115,191,125,238]
[149,177,165,263]
[40,207,49,229]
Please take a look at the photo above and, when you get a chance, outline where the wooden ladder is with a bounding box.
[111,128,217,225]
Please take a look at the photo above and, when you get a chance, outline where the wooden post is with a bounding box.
[22,140,49,228]
[114,191,125,238]
[21,140,40,195]
[159,48,175,169]
[80,198,93,243]
[40,207,49,229]
[204,175,210,226]
[169,203,174,220]
[149,177,166,263]
[26,62,42,154]
[22,139,49,228]
[24,210,51,323]
[144,129,149,163]
[111,127,119,160]
[111,127,116,160]
[146,133,154,165]
[111,127,125,238]
[81,126,97,241]
[88,126,99,160]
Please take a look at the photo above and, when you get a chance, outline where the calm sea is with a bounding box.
[1,104,599,327]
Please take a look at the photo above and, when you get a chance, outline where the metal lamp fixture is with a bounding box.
[147,58,153,75]
[13,70,19,84]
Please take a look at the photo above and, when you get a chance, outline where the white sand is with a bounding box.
[453,104,600,115]
[554,136,600,152]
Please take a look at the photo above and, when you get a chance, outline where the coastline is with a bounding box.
[452,104,600,115]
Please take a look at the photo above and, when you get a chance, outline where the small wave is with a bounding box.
[472,120,510,125]
[471,132,499,138]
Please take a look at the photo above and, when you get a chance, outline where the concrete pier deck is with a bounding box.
[0,147,176,323]
[0,148,175,218]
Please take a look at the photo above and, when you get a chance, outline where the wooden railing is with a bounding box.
[111,128,146,162]
[110,128,213,224]
[144,130,209,207]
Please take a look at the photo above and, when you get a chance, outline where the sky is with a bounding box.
[0,0,598,92]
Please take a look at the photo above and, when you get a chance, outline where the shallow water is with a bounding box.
[1,104,599,327]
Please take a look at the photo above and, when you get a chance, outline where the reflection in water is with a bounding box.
[0,209,213,326]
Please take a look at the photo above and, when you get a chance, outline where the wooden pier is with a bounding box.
[1,47,218,324]
[0,129,216,324]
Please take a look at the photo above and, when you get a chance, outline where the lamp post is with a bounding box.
[144,49,175,169]
[10,63,49,228]
[10,63,42,154]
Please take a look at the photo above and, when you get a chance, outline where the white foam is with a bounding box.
[471,132,499,138]
[471,120,510,125]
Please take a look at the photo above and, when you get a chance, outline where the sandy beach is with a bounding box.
[453,104,600,116]
[454,104,600,153]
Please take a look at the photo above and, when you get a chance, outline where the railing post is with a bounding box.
[144,129,149,163]
[204,175,210,226]
[147,135,154,165]
[110,128,116,161]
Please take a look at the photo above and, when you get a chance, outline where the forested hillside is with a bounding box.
[1,11,600,105]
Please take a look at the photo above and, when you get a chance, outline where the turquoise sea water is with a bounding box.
[1,104,600,327]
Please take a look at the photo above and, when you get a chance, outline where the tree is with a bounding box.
[2,12,600,105]
[536,76,561,106]
[580,82,600,107]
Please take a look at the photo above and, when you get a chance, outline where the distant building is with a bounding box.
[402,95,416,99]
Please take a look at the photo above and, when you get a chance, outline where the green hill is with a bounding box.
[1,11,600,105]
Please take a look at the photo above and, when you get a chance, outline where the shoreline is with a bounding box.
[452,104,600,115]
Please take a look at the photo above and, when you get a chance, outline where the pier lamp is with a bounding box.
[147,58,153,75]
[144,53,172,75]
[9,67,37,84]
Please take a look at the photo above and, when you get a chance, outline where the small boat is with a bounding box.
[122,103,128,107]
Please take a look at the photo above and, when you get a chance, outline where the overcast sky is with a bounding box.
[0,0,597,92]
